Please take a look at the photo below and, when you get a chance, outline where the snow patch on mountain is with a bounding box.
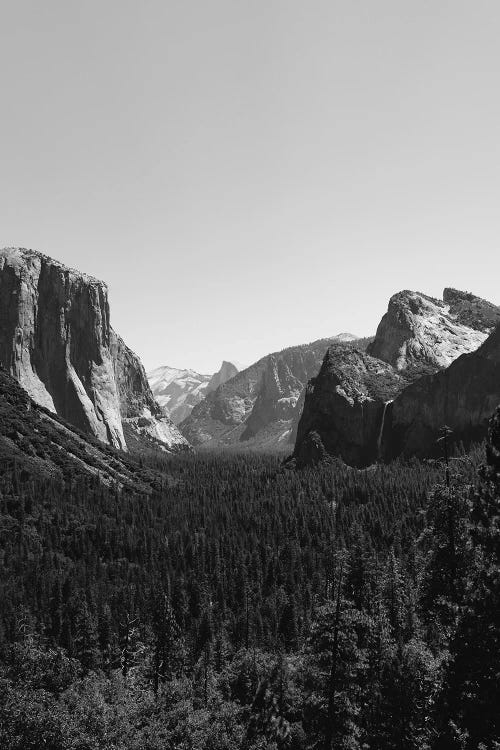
[148,361,239,424]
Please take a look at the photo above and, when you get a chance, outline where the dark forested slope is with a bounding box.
[0,366,162,492]
[2,416,497,748]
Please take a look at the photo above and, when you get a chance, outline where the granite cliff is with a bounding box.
[293,344,408,467]
[368,288,500,374]
[294,287,500,467]
[0,247,188,454]
[180,336,371,451]
[0,365,162,491]
[383,322,500,459]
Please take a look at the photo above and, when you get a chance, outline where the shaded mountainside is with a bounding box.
[180,335,372,451]
[0,366,162,492]
[147,361,238,424]
[382,322,500,459]
[294,287,500,468]
[292,343,409,467]
[0,247,188,455]
[294,324,500,468]
[367,287,500,374]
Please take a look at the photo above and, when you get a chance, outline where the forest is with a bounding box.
[0,414,499,749]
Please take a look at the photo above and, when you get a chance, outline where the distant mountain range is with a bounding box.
[179,335,372,451]
[147,361,239,423]
[2,246,500,470]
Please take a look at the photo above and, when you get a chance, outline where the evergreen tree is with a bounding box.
[278,596,299,652]
[150,592,181,694]
[437,409,500,749]
[420,482,471,646]
[303,557,366,750]
[73,600,100,672]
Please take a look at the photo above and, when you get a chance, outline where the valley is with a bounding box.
[1,247,500,750]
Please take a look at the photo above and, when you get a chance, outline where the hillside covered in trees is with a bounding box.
[1,412,499,750]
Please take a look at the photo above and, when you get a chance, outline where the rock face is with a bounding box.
[180,335,371,451]
[0,365,161,491]
[367,288,500,374]
[147,361,239,424]
[206,361,239,394]
[293,344,408,467]
[241,354,304,441]
[384,323,500,459]
[110,332,190,454]
[293,287,500,468]
[0,247,188,454]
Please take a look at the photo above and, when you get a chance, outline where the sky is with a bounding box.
[2,1,500,374]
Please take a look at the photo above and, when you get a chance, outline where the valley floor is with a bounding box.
[0,441,499,749]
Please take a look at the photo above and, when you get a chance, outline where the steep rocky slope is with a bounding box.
[180,335,371,451]
[293,287,500,467]
[0,247,188,454]
[148,361,238,424]
[110,331,189,454]
[368,288,500,374]
[293,344,408,467]
[0,366,161,491]
[383,322,500,459]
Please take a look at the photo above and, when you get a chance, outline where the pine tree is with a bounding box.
[278,596,299,652]
[244,655,291,750]
[73,600,100,672]
[303,556,366,750]
[420,482,471,647]
[150,592,181,694]
[119,612,142,680]
[437,408,500,749]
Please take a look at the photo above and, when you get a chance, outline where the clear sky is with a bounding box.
[2,1,500,374]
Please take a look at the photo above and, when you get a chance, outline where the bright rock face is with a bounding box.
[0,365,160,491]
[148,361,238,424]
[384,323,500,459]
[148,366,211,423]
[367,288,500,374]
[0,247,188,454]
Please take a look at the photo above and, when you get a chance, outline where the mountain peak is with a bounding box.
[0,246,105,289]
[206,360,239,394]
[442,287,500,332]
[333,332,358,342]
[147,360,239,423]
[367,287,500,373]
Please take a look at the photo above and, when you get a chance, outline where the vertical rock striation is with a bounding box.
[111,330,190,453]
[0,247,188,453]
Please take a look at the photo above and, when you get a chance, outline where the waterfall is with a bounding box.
[377,400,392,460]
